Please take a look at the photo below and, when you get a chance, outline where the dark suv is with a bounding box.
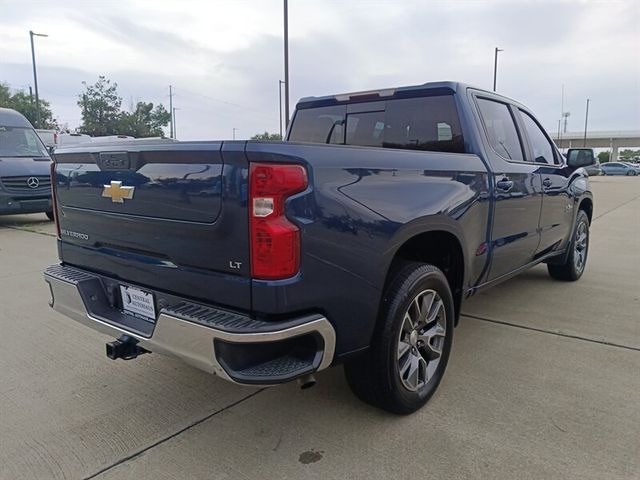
[0,108,53,219]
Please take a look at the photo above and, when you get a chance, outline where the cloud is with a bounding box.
[0,0,638,139]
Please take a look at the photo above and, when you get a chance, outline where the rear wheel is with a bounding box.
[45,210,55,221]
[548,209,589,281]
[344,262,454,414]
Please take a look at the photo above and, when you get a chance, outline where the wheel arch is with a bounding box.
[382,225,466,326]
[578,196,593,224]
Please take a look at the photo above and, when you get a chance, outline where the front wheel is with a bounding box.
[344,262,454,414]
[548,210,590,281]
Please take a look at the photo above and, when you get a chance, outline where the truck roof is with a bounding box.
[0,107,33,128]
[296,81,515,109]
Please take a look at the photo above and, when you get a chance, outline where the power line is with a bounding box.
[175,86,278,121]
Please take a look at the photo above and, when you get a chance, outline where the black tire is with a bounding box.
[548,209,590,281]
[45,210,55,221]
[344,262,454,414]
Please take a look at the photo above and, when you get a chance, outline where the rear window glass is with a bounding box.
[0,126,48,157]
[289,95,465,153]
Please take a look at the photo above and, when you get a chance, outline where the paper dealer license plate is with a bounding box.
[120,285,156,321]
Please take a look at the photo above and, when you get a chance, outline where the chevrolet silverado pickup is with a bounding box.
[44,82,595,414]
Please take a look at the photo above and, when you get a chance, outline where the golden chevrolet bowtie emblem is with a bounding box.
[102,181,135,203]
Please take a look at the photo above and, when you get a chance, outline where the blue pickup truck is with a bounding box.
[44,82,594,414]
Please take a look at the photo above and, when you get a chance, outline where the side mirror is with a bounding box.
[566,148,595,168]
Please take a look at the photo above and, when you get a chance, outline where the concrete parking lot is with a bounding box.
[0,176,638,480]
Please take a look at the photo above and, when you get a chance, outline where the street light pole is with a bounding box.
[29,30,48,128]
[583,98,590,147]
[233,128,238,140]
[493,47,503,92]
[278,80,285,139]
[283,0,290,128]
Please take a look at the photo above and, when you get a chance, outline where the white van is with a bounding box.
[36,129,58,148]
[58,132,92,147]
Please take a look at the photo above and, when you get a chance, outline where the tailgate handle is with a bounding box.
[98,152,130,170]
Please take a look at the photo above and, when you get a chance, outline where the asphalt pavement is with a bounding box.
[0,176,638,480]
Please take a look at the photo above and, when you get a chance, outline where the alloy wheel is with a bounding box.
[574,221,588,273]
[396,289,446,392]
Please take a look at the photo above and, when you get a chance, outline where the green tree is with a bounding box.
[0,82,58,129]
[77,76,122,136]
[597,151,610,163]
[619,149,640,160]
[78,77,170,137]
[0,83,11,105]
[250,131,282,141]
[118,101,171,137]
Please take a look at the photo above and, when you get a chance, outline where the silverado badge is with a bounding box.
[102,181,135,203]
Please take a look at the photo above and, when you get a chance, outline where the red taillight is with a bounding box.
[50,161,61,239]
[249,163,307,279]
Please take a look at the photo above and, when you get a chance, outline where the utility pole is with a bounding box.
[493,47,503,92]
[583,98,590,147]
[563,112,570,134]
[233,128,238,140]
[278,80,285,139]
[559,84,564,142]
[169,85,174,139]
[173,107,177,139]
[284,0,290,127]
[29,30,48,128]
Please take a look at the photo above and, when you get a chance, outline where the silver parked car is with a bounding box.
[600,162,638,176]
[621,162,640,174]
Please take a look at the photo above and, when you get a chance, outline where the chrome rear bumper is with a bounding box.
[44,264,335,385]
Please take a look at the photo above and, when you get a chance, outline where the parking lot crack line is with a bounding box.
[0,269,46,280]
[593,194,640,221]
[462,313,640,352]
[83,388,266,480]
[0,224,56,237]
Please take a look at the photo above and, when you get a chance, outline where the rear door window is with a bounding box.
[476,98,524,161]
[289,95,465,153]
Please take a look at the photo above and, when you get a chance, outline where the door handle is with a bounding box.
[542,178,552,188]
[496,177,514,192]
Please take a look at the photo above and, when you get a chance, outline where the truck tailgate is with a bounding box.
[52,142,251,310]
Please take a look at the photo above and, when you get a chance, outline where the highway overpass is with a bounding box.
[551,130,640,159]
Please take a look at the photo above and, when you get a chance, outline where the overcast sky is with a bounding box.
[1,0,639,140]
